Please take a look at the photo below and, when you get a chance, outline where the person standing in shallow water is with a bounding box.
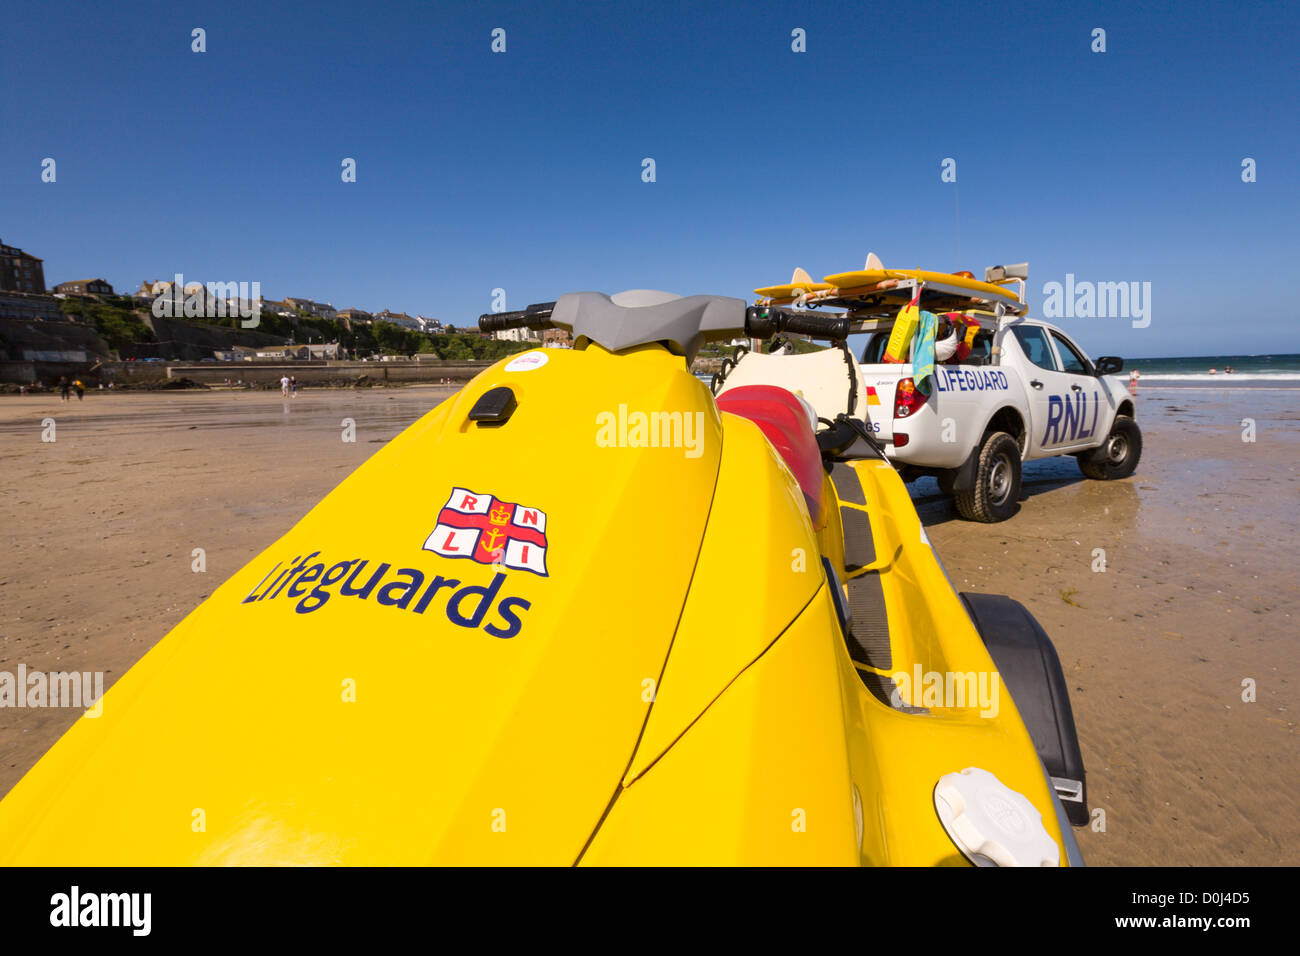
[290,375,297,398]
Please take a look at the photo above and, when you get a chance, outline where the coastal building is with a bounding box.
[493,326,541,343]
[54,278,114,296]
[541,327,573,348]
[222,295,264,317]
[374,310,419,330]
[135,278,202,299]
[0,291,63,321]
[284,297,337,320]
[136,279,217,316]
[293,343,340,359]
[0,240,46,293]
[335,308,372,328]
[261,299,298,318]
[416,315,445,333]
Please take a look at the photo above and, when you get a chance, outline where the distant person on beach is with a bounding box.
[280,375,290,396]
[58,377,70,402]
[1225,365,1234,374]
[72,379,84,400]
[290,375,297,397]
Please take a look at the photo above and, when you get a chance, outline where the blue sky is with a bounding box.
[2,0,1296,358]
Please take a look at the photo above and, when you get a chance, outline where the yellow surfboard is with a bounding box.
[754,267,833,301]
[825,268,1020,304]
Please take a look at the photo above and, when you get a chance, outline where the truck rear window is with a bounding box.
[862,332,889,364]
[861,329,993,365]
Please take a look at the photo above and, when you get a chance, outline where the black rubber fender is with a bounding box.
[960,592,1089,827]
[950,442,981,492]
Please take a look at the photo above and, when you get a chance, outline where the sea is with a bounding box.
[699,353,1300,390]
[1126,353,1300,388]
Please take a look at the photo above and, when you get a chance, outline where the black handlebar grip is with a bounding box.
[745,306,850,340]
[743,306,781,339]
[478,311,529,332]
[780,311,850,339]
[479,302,558,333]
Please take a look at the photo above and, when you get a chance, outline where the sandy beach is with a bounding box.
[1,383,1296,865]
[917,385,1300,865]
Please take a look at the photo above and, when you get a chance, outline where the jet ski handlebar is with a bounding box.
[478,300,849,343]
[744,306,850,341]
[478,302,558,333]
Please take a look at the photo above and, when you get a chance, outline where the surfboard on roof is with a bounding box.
[754,253,1024,310]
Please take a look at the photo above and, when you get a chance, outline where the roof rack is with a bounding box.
[773,277,1025,335]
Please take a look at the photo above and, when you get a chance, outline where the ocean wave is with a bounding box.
[1135,372,1300,382]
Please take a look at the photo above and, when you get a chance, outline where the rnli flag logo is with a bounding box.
[424,487,549,576]
[866,386,881,406]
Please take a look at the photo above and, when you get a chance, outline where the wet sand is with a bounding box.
[1,384,1296,865]
[918,386,1299,866]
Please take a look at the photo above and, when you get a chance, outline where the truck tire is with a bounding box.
[954,431,1021,522]
[1077,415,1142,480]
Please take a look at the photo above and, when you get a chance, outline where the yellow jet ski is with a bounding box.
[0,290,1086,866]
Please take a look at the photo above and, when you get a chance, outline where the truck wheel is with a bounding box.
[954,431,1021,522]
[1078,415,1142,480]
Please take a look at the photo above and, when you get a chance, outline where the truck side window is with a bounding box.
[1012,326,1059,371]
[1050,332,1090,375]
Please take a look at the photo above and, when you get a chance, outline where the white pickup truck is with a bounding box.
[716,269,1142,522]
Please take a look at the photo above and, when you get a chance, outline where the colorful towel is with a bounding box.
[913,309,938,395]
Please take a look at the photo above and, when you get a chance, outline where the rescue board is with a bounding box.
[825,268,1020,305]
[754,267,832,301]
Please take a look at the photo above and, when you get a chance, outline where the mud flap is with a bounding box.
[950,443,981,492]
[959,592,1089,827]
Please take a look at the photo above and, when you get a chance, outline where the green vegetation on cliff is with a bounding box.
[212,309,532,360]
[58,297,156,351]
[51,296,534,361]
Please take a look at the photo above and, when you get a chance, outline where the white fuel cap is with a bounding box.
[934,767,1060,867]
